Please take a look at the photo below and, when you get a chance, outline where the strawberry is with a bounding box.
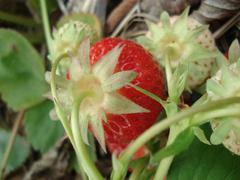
[90,38,166,154]
[52,37,166,155]
[207,39,240,155]
[137,8,216,90]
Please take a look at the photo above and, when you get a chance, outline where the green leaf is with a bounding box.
[24,101,64,153]
[0,29,48,111]
[151,127,194,164]
[193,127,211,145]
[229,39,240,64]
[168,133,240,180]
[0,129,30,172]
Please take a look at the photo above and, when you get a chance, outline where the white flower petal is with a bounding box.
[103,93,149,114]
[102,70,137,92]
[93,45,123,81]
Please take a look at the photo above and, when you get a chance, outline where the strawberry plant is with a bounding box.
[0,1,240,180]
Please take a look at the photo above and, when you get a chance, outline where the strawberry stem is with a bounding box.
[113,97,240,180]
[50,54,104,180]
[40,0,53,54]
[50,54,76,147]
[71,98,104,180]
[165,55,172,89]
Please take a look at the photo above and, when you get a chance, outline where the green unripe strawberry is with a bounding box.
[137,7,216,90]
[207,39,240,155]
[49,20,97,61]
[57,13,102,43]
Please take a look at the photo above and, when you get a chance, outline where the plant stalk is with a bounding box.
[0,111,25,180]
[115,97,240,179]
[71,100,104,180]
[50,54,76,148]
[39,0,53,54]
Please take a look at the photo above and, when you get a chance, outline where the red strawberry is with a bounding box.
[90,38,166,154]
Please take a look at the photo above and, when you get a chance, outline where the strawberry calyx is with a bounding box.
[52,38,149,151]
[49,21,98,76]
[137,7,216,90]
[138,7,213,66]
[207,39,240,155]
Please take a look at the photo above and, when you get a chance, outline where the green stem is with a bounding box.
[165,56,172,87]
[50,54,76,149]
[71,99,104,180]
[154,156,174,180]
[39,0,53,54]
[0,11,39,27]
[192,106,240,126]
[115,97,240,179]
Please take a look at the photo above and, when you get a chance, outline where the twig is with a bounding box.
[106,0,138,33]
[0,111,25,180]
[110,4,139,37]
[213,11,240,39]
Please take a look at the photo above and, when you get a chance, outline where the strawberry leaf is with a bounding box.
[0,128,30,172]
[168,126,240,180]
[0,29,48,111]
[151,127,194,164]
[24,101,64,153]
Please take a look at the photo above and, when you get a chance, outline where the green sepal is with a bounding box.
[193,127,211,145]
[229,39,240,64]
[210,119,232,145]
[168,64,188,103]
[172,6,189,36]
[160,11,171,29]
[207,79,226,97]
[146,21,163,40]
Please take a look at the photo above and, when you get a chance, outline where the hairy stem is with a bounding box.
[39,0,53,53]
[114,97,240,179]
[50,54,75,148]
[153,126,176,180]
[71,99,104,180]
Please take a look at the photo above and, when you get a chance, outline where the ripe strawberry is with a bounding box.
[52,36,166,155]
[90,38,166,154]
[137,8,216,90]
